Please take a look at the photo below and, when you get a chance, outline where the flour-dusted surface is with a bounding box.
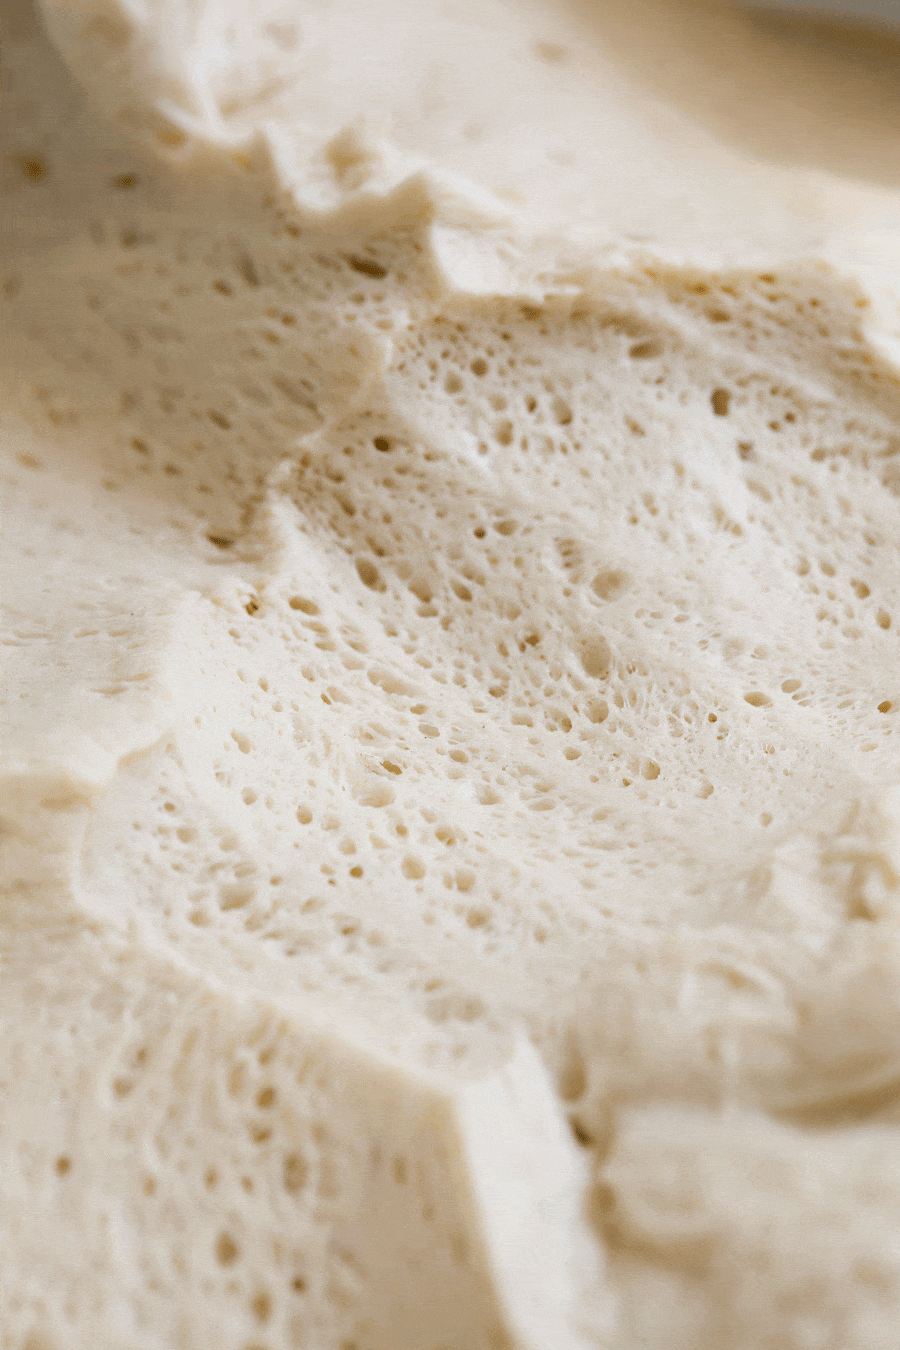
[2,1,900,1347]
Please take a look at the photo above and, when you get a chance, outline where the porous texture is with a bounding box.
[2,1,900,1347]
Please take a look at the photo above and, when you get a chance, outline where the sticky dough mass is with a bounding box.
[3,1,900,1347]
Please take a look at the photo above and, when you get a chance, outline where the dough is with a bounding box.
[2,1,900,1346]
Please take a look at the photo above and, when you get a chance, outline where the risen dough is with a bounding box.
[2,1,900,1347]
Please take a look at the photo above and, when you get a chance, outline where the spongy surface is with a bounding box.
[2,1,900,1347]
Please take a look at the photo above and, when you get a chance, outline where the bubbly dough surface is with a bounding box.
[2,2,900,1347]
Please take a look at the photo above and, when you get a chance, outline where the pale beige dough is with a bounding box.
[2,1,900,1347]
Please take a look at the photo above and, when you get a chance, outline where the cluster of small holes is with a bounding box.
[138,261,899,1007]
[98,1004,382,1348]
[4,122,436,527]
